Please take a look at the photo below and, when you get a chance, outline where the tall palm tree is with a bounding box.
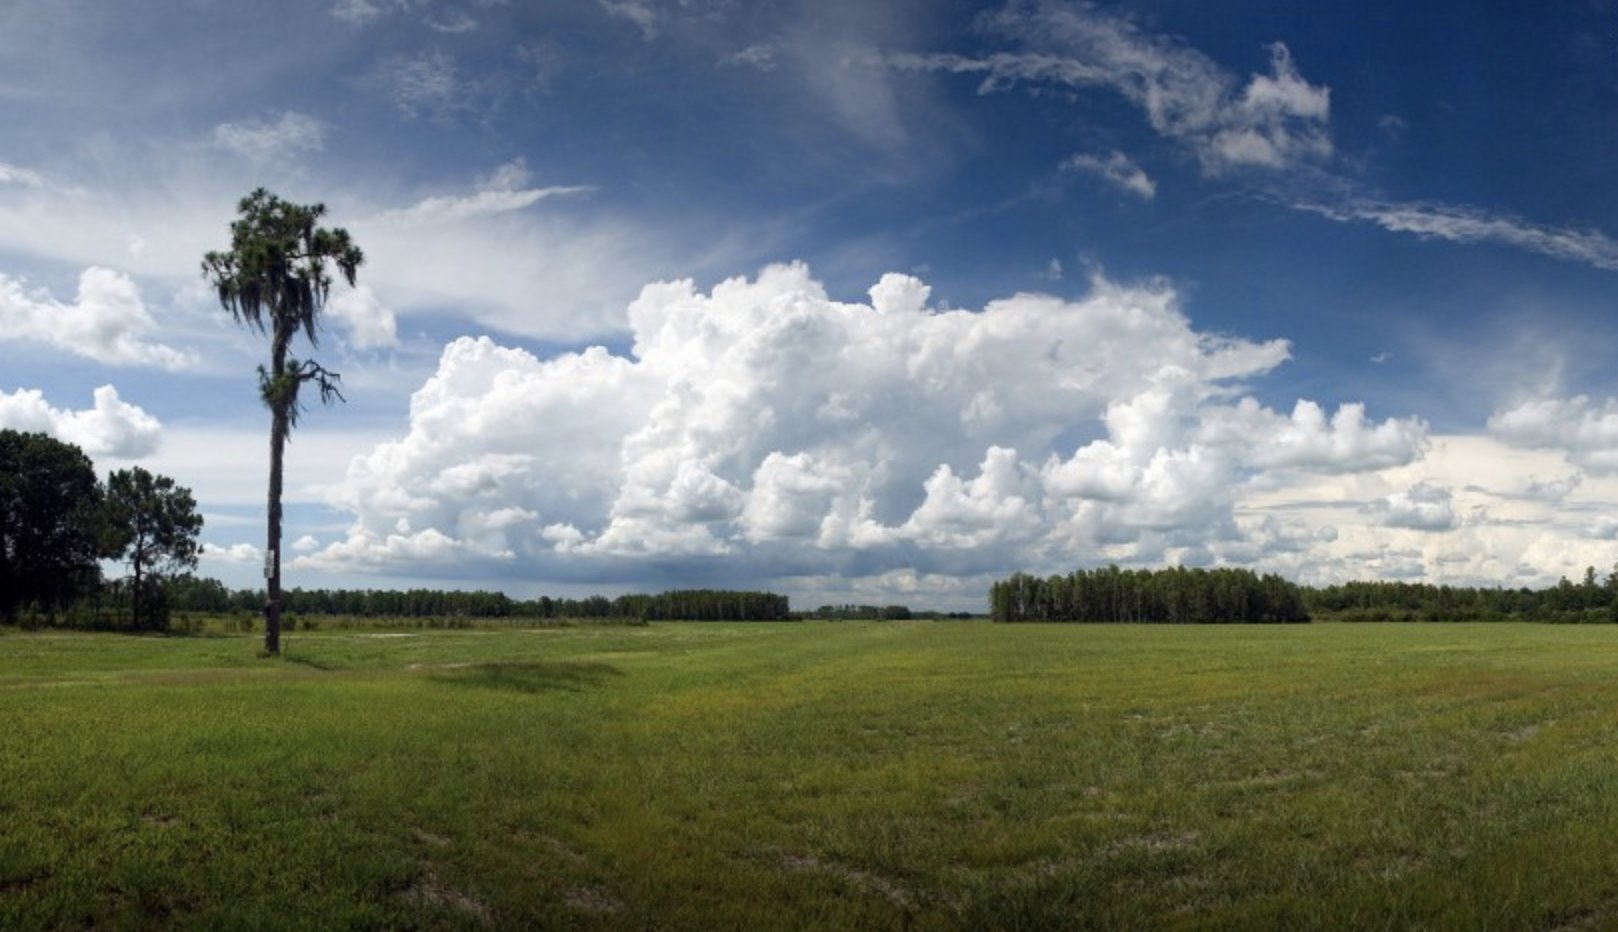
[202,188,363,656]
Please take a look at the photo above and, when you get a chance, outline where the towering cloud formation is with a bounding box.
[309,264,1427,586]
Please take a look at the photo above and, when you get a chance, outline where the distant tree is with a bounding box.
[0,430,106,623]
[104,466,204,630]
[202,188,363,655]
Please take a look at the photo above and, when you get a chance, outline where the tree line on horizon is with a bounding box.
[154,577,791,625]
[989,563,1618,624]
[991,566,1310,624]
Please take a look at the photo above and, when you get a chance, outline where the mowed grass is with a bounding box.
[6,622,1618,929]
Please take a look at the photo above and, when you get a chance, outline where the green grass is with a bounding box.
[6,621,1618,929]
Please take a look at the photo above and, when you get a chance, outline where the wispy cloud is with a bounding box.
[0,161,49,190]
[873,3,1332,176]
[372,185,595,228]
[599,0,660,40]
[329,0,383,25]
[1062,150,1155,199]
[367,50,474,121]
[211,111,325,163]
[1291,196,1618,272]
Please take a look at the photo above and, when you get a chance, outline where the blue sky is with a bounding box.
[4,0,1618,609]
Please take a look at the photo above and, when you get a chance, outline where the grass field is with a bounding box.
[6,621,1618,929]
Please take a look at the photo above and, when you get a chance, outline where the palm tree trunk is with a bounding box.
[266,404,286,656]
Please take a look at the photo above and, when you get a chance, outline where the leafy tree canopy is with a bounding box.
[0,430,106,621]
[104,466,204,629]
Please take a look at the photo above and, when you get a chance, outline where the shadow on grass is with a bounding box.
[281,653,337,671]
[428,661,623,694]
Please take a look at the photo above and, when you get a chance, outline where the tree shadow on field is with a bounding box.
[428,661,623,694]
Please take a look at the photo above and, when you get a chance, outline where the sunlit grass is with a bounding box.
[6,621,1618,928]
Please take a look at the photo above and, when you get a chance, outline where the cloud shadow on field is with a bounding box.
[426,660,623,694]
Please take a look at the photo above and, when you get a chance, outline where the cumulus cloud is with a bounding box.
[1062,150,1156,199]
[1200,399,1429,473]
[308,264,1424,586]
[202,542,263,566]
[0,385,162,459]
[1370,481,1456,532]
[1489,395,1618,473]
[211,111,325,162]
[877,4,1332,175]
[0,267,195,369]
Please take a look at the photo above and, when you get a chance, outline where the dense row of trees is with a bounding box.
[163,579,792,623]
[991,566,1310,623]
[809,604,915,621]
[1307,567,1618,623]
[989,564,1618,624]
[0,430,203,629]
[611,590,790,621]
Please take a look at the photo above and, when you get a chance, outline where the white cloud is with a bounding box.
[0,156,675,344]
[330,0,383,25]
[599,0,660,39]
[878,6,1332,175]
[331,0,491,30]
[425,9,478,33]
[867,2,1618,274]
[477,157,533,192]
[1292,198,1618,273]
[327,285,399,350]
[211,111,325,162]
[724,44,778,70]
[372,185,594,229]
[1200,399,1429,473]
[0,267,195,369]
[1062,150,1156,199]
[0,161,50,190]
[311,335,660,573]
[368,50,472,120]
[308,263,1432,587]
[202,542,263,566]
[349,177,664,340]
[1489,395,1618,473]
[1371,481,1456,532]
[0,385,162,459]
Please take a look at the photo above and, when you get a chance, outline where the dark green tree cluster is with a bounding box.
[0,431,105,622]
[0,431,202,629]
[1308,567,1618,623]
[170,585,516,618]
[104,467,203,629]
[614,590,791,621]
[991,566,1309,623]
[168,584,792,621]
[810,604,916,621]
